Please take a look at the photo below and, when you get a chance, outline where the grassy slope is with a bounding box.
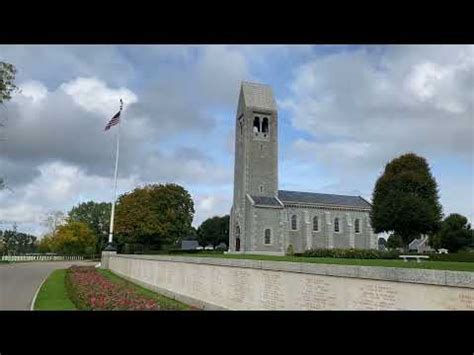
[34,269,77,310]
[98,270,191,310]
[175,253,474,272]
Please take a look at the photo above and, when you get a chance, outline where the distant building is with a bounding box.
[181,240,199,250]
[408,235,434,254]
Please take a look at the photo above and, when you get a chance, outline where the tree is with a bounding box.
[0,62,19,104]
[42,210,66,237]
[68,201,111,253]
[115,183,195,251]
[386,233,403,250]
[39,221,96,255]
[430,213,473,252]
[0,226,38,255]
[197,215,230,249]
[370,153,443,248]
[1,62,19,190]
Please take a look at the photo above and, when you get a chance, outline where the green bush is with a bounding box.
[303,248,400,259]
[166,249,223,255]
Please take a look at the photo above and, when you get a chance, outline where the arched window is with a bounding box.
[259,185,264,193]
[262,117,269,133]
[253,116,260,133]
[334,217,340,233]
[313,216,319,231]
[291,215,297,230]
[354,219,360,234]
[264,229,271,244]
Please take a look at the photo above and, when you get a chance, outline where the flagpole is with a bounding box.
[106,99,123,250]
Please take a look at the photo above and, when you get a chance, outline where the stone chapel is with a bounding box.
[229,81,378,255]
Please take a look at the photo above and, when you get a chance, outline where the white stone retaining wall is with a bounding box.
[106,254,474,310]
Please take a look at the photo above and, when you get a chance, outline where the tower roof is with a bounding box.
[241,81,277,111]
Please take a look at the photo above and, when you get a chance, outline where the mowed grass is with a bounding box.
[98,269,192,310]
[34,269,77,310]
[176,253,474,272]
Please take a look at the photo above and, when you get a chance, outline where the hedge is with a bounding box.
[302,248,400,259]
[429,251,474,263]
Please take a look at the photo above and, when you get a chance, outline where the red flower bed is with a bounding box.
[65,266,160,310]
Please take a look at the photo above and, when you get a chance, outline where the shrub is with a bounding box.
[303,248,400,259]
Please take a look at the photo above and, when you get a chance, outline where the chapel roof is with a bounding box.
[278,190,372,209]
[250,195,284,208]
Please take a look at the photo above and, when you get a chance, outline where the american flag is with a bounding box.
[105,99,123,131]
[104,111,121,131]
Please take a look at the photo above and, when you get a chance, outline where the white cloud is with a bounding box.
[193,193,231,227]
[282,45,473,221]
[61,77,138,116]
[19,80,48,103]
[0,161,140,235]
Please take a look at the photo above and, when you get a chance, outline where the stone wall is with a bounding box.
[106,254,474,310]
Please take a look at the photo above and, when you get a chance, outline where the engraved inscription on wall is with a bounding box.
[350,283,399,310]
[261,271,286,309]
[210,268,225,300]
[228,268,251,305]
[457,291,474,310]
[191,266,206,296]
[296,276,337,310]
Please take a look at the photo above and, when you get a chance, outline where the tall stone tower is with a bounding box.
[229,82,278,252]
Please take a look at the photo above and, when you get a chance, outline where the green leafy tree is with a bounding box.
[45,221,96,255]
[68,201,111,253]
[430,213,473,252]
[0,62,19,104]
[370,153,443,248]
[0,62,19,190]
[115,183,195,251]
[0,226,38,254]
[197,215,230,249]
[386,233,403,250]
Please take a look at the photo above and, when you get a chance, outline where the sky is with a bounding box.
[0,45,472,237]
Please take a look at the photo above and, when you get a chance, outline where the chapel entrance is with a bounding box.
[235,225,241,252]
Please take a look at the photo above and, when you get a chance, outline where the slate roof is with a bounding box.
[181,240,199,250]
[278,190,371,209]
[241,82,277,111]
[250,195,283,208]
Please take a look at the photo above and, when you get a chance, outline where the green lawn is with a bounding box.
[175,253,474,272]
[98,270,191,310]
[34,269,77,310]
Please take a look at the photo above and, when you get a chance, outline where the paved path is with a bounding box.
[0,261,97,310]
